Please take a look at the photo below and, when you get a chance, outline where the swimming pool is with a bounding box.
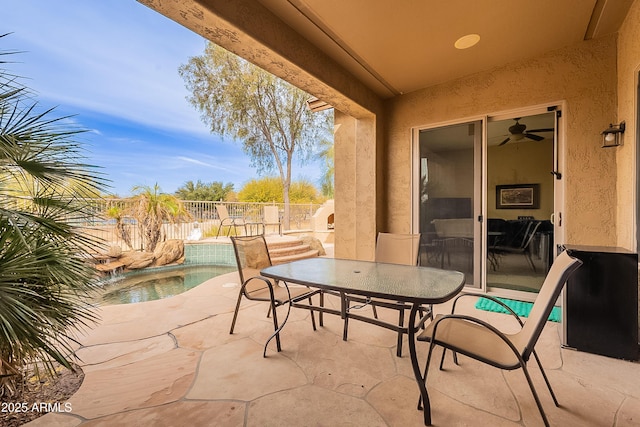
[98,264,236,305]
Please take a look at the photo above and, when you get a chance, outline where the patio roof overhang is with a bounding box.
[139,0,633,106]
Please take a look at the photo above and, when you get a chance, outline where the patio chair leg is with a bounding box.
[532,349,559,407]
[440,348,459,369]
[229,291,244,334]
[521,361,551,427]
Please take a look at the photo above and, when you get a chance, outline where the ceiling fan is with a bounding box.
[498,118,553,146]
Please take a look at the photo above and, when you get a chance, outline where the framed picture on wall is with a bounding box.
[496,184,540,209]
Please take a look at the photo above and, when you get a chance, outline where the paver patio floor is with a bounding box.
[25,260,640,426]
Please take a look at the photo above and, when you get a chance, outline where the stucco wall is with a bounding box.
[384,35,618,247]
[617,0,640,251]
[334,112,378,260]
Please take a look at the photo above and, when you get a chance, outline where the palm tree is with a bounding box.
[105,204,134,250]
[0,35,107,397]
[129,183,191,252]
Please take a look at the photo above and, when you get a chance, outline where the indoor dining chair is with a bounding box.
[491,219,542,272]
[229,235,321,356]
[417,250,582,426]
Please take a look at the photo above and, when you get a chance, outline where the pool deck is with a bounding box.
[25,246,640,427]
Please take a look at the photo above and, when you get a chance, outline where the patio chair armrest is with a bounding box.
[280,280,322,299]
[450,293,481,313]
[449,293,525,328]
[220,217,235,226]
[242,275,290,305]
[473,294,525,327]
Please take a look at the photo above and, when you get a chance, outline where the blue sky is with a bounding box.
[2,0,323,196]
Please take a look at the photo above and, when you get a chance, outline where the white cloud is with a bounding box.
[176,156,214,167]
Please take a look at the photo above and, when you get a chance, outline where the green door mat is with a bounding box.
[475,297,561,322]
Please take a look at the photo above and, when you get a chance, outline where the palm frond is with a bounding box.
[0,35,105,395]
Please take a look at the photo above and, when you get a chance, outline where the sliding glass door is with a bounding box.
[413,108,559,296]
[415,120,481,288]
[486,111,556,294]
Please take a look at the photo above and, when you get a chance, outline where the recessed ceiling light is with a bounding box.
[455,34,480,49]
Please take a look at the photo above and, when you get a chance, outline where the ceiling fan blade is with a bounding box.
[499,137,511,146]
[527,128,554,133]
[525,133,545,141]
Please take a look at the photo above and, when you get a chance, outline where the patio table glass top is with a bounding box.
[261,257,466,303]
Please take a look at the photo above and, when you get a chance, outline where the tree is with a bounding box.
[104,204,134,250]
[289,180,325,204]
[179,43,332,229]
[0,35,108,396]
[318,138,334,198]
[129,183,191,252]
[175,179,234,201]
[238,177,324,204]
[237,177,282,203]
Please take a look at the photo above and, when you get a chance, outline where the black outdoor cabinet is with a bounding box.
[563,245,639,360]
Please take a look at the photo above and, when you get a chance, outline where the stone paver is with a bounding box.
[76,334,176,372]
[187,338,307,401]
[68,348,199,419]
[80,401,245,427]
[247,385,388,426]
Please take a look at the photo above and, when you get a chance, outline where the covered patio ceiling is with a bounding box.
[254,0,633,98]
[139,0,634,115]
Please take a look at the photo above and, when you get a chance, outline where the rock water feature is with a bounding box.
[92,239,237,305]
[94,239,186,275]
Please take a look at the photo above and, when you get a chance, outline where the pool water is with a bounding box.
[98,265,236,305]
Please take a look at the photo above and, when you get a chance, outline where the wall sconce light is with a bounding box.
[601,121,625,147]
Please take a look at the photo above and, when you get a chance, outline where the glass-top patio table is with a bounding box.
[261,257,466,426]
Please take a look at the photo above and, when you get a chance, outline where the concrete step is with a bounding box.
[266,238,307,249]
[265,236,321,264]
[271,249,319,265]
[268,244,312,258]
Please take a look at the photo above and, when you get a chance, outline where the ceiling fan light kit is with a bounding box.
[498,118,554,146]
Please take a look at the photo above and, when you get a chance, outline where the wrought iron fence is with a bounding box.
[79,199,323,251]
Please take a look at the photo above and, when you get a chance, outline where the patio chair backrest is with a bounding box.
[230,235,273,287]
[215,204,231,221]
[264,206,280,223]
[375,232,421,266]
[515,250,582,360]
